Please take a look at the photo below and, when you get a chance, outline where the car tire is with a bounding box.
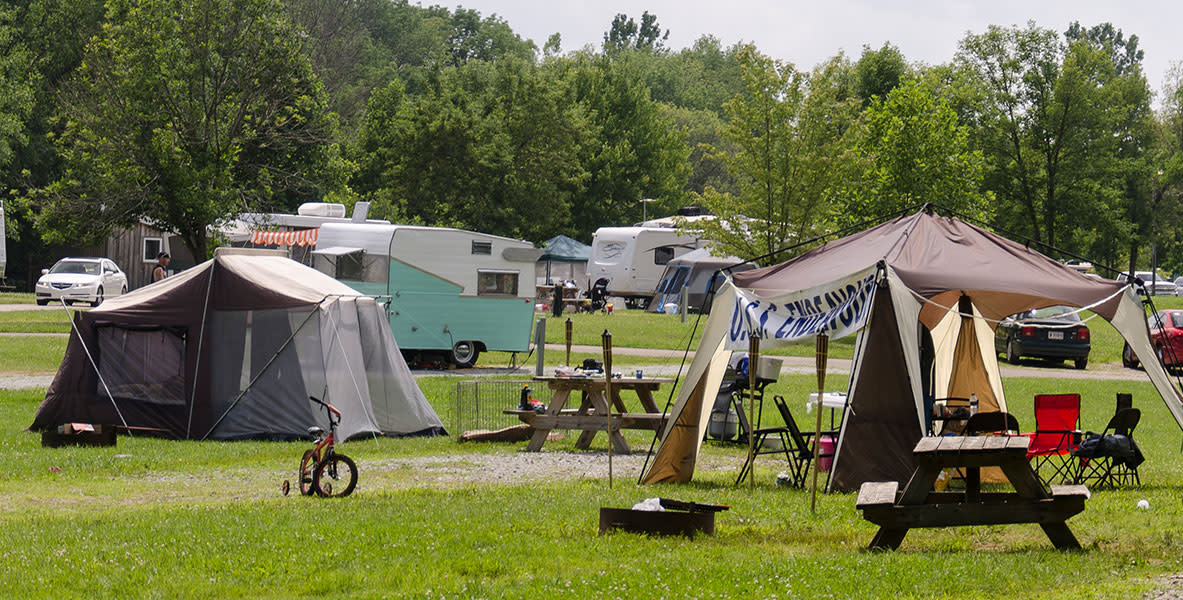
[36,299,48,306]
[1122,343,1139,369]
[450,341,479,368]
[1074,357,1088,370]
[1158,345,1173,374]
[1005,339,1021,364]
[92,287,104,307]
[120,285,127,296]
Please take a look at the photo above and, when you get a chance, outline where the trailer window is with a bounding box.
[471,241,492,255]
[654,246,675,265]
[478,270,518,296]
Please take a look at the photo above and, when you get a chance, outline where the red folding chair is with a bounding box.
[1024,393,1081,485]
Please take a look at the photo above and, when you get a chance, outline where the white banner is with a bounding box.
[725,266,879,349]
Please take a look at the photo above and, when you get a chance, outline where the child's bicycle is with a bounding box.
[281,396,358,498]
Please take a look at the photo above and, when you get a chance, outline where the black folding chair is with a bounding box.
[736,394,835,487]
[964,411,1021,436]
[1073,408,1143,488]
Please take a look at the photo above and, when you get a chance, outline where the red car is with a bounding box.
[1122,309,1183,372]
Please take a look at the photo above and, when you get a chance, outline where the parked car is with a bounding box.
[994,305,1091,369]
[1117,271,1177,296]
[34,257,128,306]
[1121,309,1183,373]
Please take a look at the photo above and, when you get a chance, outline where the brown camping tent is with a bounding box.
[32,251,445,441]
[641,209,1183,490]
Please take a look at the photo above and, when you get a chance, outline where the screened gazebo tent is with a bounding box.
[32,251,445,441]
[537,235,590,286]
[640,209,1183,491]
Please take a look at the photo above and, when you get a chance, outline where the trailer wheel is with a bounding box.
[450,341,479,368]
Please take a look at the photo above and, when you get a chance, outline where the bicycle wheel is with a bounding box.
[298,449,317,496]
[313,454,358,498]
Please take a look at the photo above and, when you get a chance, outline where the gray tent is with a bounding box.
[33,250,444,441]
[647,248,754,314]
[536,235,590,286]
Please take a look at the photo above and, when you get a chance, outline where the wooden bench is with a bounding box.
[857,436,1088,550]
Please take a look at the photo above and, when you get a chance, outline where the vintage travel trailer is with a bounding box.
[588,225,705,308]
[313,223,541,367]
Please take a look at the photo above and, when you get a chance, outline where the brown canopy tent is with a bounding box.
[641,209,1183,490]
[32,250,444,441]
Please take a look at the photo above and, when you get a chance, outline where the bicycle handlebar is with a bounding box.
[308,396,342,420]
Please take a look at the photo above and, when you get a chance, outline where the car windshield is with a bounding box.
[49,261,100,275]
[1028,306,1081,322]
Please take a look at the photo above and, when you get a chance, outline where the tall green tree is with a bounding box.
[33,0,344,259]
[550,51,689,234]
[957,22,1150,254]
[687,47,861,264]
[350,60,589,241]
[0,6,35,173]
[846,77,991,222]
[854,42,908,106]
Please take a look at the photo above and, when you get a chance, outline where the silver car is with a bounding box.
[35,258,128,306]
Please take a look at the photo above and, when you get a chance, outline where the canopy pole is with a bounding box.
[746,333,760,490]
[811,332,829,513]
[602,329,614,489]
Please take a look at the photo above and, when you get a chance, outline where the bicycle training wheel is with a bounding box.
[313,454,358,498]
[298,450,317,496]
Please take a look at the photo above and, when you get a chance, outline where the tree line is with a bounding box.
[1,0,1181,285]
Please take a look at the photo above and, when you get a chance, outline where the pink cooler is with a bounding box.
[818,435,836,472]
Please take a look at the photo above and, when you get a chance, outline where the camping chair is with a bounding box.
[964,412,1021,436]
[736,395,834,487]
[1024,393,1082,485]
[1072,408,1143,488]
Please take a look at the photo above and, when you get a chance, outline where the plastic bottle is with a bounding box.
[969,393,979,416]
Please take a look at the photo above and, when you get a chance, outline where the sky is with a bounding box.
[442,0,1181,98]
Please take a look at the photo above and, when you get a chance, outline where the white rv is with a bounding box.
[588,225,705,308]
[312,223,542,367]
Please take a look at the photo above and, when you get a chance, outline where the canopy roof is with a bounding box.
[539,235,591,263]
[733,210,1126,326]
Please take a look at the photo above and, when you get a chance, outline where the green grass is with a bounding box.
[2,374,1183,599]
[0,335,68,373]
[0,292,35,303]
[0,309,74,333]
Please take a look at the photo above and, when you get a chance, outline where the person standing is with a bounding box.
[153,252,170,282]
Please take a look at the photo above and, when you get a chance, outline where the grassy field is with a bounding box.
[2,372,1183,599]
[5,294,1183,598]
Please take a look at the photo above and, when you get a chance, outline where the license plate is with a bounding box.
[1047,331,1064,340]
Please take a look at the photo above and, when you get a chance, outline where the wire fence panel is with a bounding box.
[453,379,552,438]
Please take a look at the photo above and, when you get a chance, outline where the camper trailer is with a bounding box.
[648,248,754,314]
[588,225,705,308]
[313,223,541,367]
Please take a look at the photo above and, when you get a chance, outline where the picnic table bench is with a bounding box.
[857,435,1088,551]
[504,376,669,454]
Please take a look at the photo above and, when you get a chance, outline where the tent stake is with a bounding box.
[811,333,829,513]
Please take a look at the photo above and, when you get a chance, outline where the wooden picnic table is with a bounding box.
[504,376,670,454]
[857,435,1088,551]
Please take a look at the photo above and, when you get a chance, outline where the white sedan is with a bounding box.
[35,258,128,306]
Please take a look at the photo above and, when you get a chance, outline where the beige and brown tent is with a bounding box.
[641,209,1183,491]
[32,250,444,441]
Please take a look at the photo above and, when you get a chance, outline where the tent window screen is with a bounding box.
[96,326,185,405]
[477,270,518,296]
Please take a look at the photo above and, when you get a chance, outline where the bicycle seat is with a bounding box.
[307,426,325,437]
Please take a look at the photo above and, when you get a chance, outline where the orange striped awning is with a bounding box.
[249,228,319,246]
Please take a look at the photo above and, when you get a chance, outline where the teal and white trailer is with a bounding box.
[312,223,541,367]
